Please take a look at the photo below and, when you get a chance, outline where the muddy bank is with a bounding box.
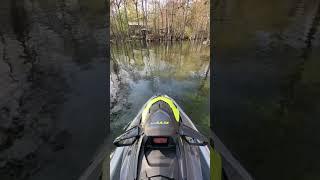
[0,0,107,179]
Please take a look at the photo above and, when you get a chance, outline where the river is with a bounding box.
[213,0,320,179]
[110,41,210,139]
[0,0,107,179]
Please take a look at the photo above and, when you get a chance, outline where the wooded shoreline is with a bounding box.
[111,0,209,42]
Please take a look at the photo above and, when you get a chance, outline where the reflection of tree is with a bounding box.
[10,0,37,81]
[111,41,210,118]
[112,41,210,77]
[279,1,320,116]
[199,64,210,92]
[288,0,304,17]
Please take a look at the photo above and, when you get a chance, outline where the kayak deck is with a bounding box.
[79,95,253,180]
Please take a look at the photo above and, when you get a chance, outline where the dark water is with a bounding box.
[0,0,107,179]
[110,42,210,139]
[213,0,320,179]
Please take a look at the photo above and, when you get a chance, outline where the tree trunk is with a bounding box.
[134,0,139,25]
[171,0,174,41]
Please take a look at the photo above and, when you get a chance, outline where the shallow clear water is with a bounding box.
[110,42,210,138]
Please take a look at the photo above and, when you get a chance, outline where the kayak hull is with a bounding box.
[110,95,210,180]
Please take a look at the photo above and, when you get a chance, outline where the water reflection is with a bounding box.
[213,0,320,179]
[0,0,106,179]
[110,42,210,137]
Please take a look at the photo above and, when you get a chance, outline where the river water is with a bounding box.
[110,41,210,138]
[213,0,320,179]
[0,0,107,179]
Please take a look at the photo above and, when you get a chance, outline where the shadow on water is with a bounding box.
[213,0,320,179]
[110,41,210,139]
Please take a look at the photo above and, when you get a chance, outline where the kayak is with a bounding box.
[79,95,253,180]
[110,95,210,180]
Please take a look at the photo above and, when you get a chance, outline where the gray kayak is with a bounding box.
[79,95,253,180]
